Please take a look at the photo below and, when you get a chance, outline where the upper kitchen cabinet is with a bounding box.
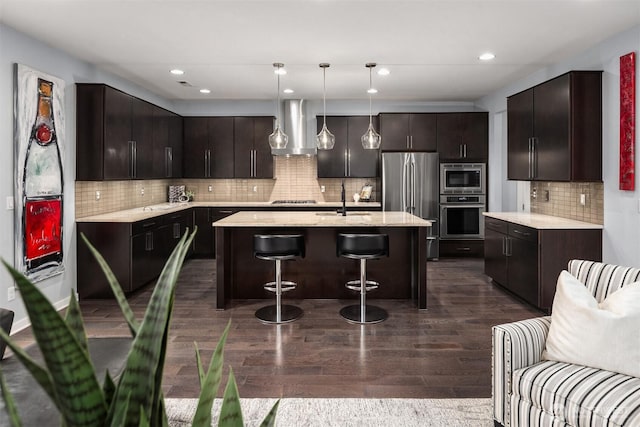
[507,71,602,181]
[77,84,154,180]
[151,106,183,178]
[233,116,274,179]
[436,112,488,161]
[379,113,437,151]
[183,117,234,178]
[316,116,379,178]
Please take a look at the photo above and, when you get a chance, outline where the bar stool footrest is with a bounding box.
[339,304,388,324]
[255,304,303,324]
[345,280,379,292]
[263,281,297,293]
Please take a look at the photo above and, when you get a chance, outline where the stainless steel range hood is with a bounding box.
[271,99,317,156]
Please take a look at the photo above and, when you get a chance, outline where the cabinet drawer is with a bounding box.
[439,239,484,257]
[132,218,161,235]
[485,217,508,234]
[508,224,538,243]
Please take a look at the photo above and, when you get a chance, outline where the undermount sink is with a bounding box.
[314,212,371,216]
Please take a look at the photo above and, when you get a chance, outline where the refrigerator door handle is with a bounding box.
[402,156,409,212]
[410,157,416,214]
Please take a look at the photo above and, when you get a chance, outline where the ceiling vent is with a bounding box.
[177,81,192,87]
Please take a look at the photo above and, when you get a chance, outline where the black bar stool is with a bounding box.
[253,234,304,324]
[337,233,389,324]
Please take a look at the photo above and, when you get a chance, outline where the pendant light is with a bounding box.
[316,63,335,150]
[361,63,382,150]
[268,63,288,149]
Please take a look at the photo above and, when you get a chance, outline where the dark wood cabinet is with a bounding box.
[379,113,437,151]
[233,116,274,178]
[152,107,183,178]
[507,71,602,181]
[192,207,238,257]
[316,116,379,178]
[183,117,234,178]
[484,216,602,311]
[436,112,488,161]
[77,210,192,298]
[438,239,484,257]
[77,84,179,181]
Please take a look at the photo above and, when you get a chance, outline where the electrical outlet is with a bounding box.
[320,185,326,193]
[140,187,145,196]
[7,286,15,301]
[580,193,586,206]
[208,185,213,192]
[95,190,101,201]
[6,196,14,210]
[252,185,258,193]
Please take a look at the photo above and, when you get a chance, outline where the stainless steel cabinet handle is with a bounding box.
[173,223,181,239]
[502,236,506,255]
[129,141,137,178]
[145,232,154,251]
[406,135,410,149]
[457,247,471,252]
[165,147,172,177]
[219,210,234,214]
[528,138,533,179]
[347,149,351,176]
[410,135,413,149]
[344,149,348,176]
[532,137,537,179]
[459,144,463,158]
[507,237,512,256]
[463,144,467,158]
[512,229,531,237]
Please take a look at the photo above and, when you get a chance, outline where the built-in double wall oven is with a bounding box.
[439,163,486,240]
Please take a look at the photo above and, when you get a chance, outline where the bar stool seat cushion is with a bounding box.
[254,234,305,260]
[337,234,389,259]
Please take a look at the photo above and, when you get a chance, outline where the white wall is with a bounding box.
[477,25,640,266]
[0,24,180,332]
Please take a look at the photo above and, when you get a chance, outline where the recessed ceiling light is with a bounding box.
[367,88,378,94]
[283,88,294,94]
[199,88,211,94]
[170,69,184,75]
[377,68,390,76]
[479,52,496,61]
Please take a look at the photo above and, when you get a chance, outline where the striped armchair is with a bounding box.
[492,260,640,427]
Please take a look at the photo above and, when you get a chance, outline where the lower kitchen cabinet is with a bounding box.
[484,216,602,311]
[192,207,237,257]
[77,210,192,299]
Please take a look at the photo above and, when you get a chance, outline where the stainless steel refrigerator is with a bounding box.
[382,152,439,259]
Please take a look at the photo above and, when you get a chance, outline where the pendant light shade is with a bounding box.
[269,63,289,149]
[361,63,381,150]
[316,63,335,150]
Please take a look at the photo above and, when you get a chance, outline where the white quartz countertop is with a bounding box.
[76,201,381,223]
[213,211,432,227]
[483,212,603,230]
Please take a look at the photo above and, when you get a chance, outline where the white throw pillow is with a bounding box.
[542,270,640,378]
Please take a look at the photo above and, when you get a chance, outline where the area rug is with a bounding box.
[165,397,493,427]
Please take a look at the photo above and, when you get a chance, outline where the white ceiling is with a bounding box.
[1,0,639,102]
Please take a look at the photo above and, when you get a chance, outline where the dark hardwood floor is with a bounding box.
[10,257,541,399]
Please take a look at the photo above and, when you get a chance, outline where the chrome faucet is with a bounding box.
[338,179,347,216]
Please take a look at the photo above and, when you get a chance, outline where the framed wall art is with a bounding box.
[620,52,636,191]
[14,64,66,282]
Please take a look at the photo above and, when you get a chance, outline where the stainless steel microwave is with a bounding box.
[440,163,486,194]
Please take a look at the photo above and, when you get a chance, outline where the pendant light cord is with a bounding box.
[368,67,373,126]
[323,66,327,126]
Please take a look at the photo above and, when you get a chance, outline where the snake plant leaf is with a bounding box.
[138,406,150,427]
[258,400,280,427]
[103,370,116,410]
[80,233,140,337]
[109,230,194,426]
[65,292,88,352]
[194,342,205,387]
[110,390,131,427]
[192,320,231,427]
[0,328,56,404]
[217,367,243,427]
[0,366,23,427]
[1,261,107,426]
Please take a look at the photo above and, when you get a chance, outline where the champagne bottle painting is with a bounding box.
[15,65,65,281]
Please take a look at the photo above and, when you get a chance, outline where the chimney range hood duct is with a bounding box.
[271,99,317,156]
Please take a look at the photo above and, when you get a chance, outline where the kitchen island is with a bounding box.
[214,211,432,310]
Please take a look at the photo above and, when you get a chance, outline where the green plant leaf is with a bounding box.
[103,370,116,410]
[0,366,23,426]
[65,292,88,352]
[81,233,140,337]
[259,399,280,427]
[0,328,56,404]
[138,406,150,427]
[192,320,231,427]
[194,342,205,388]
[110,390,131,427]
[1,261,107,426]
[109,230,195,426]
[217,367,243,427]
